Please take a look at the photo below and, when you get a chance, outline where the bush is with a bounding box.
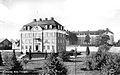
[43,53,68,75]
[86,50,120,74]
[86,46,90,56]
[85,43,120,74]
[0,52,3,66]
[3,52,23,71]
[58,51,70,62]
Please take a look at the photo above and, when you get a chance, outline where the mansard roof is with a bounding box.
[20,17,64,31]
[72,28,114,35]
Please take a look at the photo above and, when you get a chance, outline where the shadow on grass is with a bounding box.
[80,68,93,71]
[69,60,83,62]
[34,67,42,70]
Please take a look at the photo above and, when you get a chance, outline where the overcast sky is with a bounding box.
[0,0,120,42]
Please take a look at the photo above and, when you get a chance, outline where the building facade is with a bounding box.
[72,28,114,46]
[20,17,66,53]
[0,39,12,50]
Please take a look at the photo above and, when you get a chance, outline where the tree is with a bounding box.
[0,52,3,66]
[66,32,78,45]
[43,53,67,75]
[96,34,110,47]
[84,34,90,45]
[29,48,32,60]
[84,34,91,56]
[3,50,23,73]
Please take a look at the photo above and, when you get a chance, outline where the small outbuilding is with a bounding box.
[0,39,12,50]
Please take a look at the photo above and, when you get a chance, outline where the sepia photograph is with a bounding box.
[0,0,120,75]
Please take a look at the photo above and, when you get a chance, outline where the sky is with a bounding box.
[0,0,120,42]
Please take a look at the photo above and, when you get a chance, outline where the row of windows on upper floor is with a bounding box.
[21,45,55,51]
[23,24,64,31]
[21,38,65,44]
[21,32,65,38]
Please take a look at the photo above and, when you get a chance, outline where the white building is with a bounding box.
[72,28,114,46]
[20,17,66,53]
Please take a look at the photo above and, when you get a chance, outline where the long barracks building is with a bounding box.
[72,28,114,46]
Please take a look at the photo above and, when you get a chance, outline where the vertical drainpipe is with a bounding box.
[42,29,44,52]
[21,33,22,52]
[33,31,34,52]
[56,30,58,53]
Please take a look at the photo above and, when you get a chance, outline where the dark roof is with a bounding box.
[0,38,12,44]
[71,28,113,35]
[20,18,63,31]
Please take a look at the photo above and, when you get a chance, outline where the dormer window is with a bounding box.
[57,25,59,29]
[23,26,27,30]
[59,26,61,30]
[45,25,47,29]
[61,26,62,30]
[47,25,49,29]
[27,26,30,30]
[26,26,28,30]
[49,25,52,29]
[62,26,64,30]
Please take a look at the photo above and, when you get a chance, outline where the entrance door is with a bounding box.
[36,45,38,51]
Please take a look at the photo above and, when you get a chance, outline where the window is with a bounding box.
[29,39,32,44]
[50,25,52,29]
[0,44,3,47]
[58,39,59,43]
[25,33,28,38]
[27,26,30,30]
[21,45,24,49]
[52,45,54,50]
[43,46,45,49]
[38,33,41,37]
[52,40,55,44]
[25,45,28,49]
[29,45,32,49]
[34,33,37,37]
[47,45,50,49]
[29,33,32,38]
[25,39,28,44]
[9,44,11,47]
[58,46,59,49]
[54,32,56,37]
[46,32,48,37]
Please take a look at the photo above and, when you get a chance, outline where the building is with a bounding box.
[20,17,66,53]
[72,28,114,46]
[11,39,20,50]
[0,39,12,50]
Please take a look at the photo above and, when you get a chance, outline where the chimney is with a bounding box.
[51,17,54,20]
[33,19,37,22]
[39,18,42,21]
[45,18,48,20]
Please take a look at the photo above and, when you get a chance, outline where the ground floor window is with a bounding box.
[25,45,28,49]
[47,45,50,49]
[52,45,54,50]
[35,45,38,51]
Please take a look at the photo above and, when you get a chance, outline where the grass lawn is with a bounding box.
[25,52,102,75]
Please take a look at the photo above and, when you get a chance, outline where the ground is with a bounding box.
[24,52,102,75]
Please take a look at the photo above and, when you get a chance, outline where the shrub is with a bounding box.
[58,51,70,62]
[3,51,23,71]
[85,43,120,74]
[86,46,90,56]
[43,53,68,75]
[86,51,120,75]
[0,52,3,66]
